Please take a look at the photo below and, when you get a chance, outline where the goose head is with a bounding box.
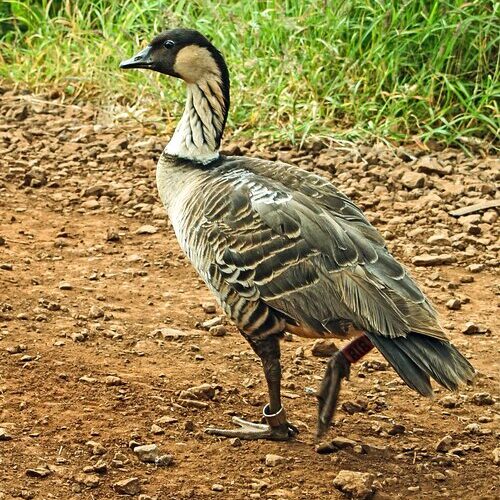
[120,28,228,86]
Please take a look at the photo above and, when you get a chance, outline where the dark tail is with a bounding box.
[364,332,475,396]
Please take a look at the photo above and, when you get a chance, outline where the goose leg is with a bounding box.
[206,333,298,441]
[317,334,374,437]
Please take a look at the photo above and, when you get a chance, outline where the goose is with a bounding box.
[120,28,475,441]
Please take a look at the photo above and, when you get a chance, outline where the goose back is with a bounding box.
[156,153,446,342]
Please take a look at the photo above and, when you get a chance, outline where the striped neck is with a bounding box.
[166,77,228,164]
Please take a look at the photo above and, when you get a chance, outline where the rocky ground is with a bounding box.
[0,88,498,499]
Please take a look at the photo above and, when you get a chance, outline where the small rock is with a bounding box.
[181,383,218,400]
[316,437,357,454]
[388,424,406,436]
[341,400,367,415]
[446,298,461,310]
[468,263,484,273]
[156,415,178,425]
[26,466,52,478]
[333,470,375,499]
[24,167,47,187]
[435,435,453,452]
[401,171,426,189]
[86,440,107,455]
[201,316,223,329]
[150,424,164,435]
[471,392,494,406]
[0,428,13,441]
[412,254,456,266]
[209,325,227,337]
[155,454,173,467]
[439,395,460,408]
[88,305,104,319]
[135,225,158,235]
[92,460,107,473]
[133,444,159,463]
[464,423,481,434]
[82,199,100,210]
[201,302,216,313]
[79,375,97,384]
[58,281,73,290]
[265,454,286,467]
[311,339,338,357]
[230,437,242,447]
[114,477,141,495]
[212,484,224,492]
[106,229,121,242]
[105,375,124,386]
[71,331,87,342]
[493,447,500,465]
[462,322,490,335]
[76,473,100,488]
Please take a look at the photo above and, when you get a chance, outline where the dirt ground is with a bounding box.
[0,88,498,500]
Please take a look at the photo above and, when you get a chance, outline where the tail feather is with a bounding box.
[365,332,475,396]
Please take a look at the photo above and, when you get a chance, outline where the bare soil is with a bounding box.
[0,89,498,500]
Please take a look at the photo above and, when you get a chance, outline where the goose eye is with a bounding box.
[164,40,175,49]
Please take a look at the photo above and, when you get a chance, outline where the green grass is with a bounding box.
[1,0,499,148]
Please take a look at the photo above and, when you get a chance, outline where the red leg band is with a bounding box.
[341,335,374,364]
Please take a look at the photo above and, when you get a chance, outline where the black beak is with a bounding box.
[120,46,154,70]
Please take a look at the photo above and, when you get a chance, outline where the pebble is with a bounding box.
[212,484,224,492]
[388,424,406,435]
[209,325,227,337]
[92,460,107,473]
[462,322,490,335]
[86,440,107,455]
[311,339,337,357]
[316,437,357,454]
[439,395,460,408]
[468,263,484,273]
[76,473,100,488]
[401,171,426,189]
[201,316,223,329]
[105,375,124,386]
[88,305,104,319]
[493,447,500,465]
[471,392,494,406]
[156,415,178,425]
[445,298,461,310]
[412,254,456,266]
[58,281,73,290]
[135,225,158,235]
[201,302,216,313]
[114,477,142,495]
[150,424,164,435]
[25,466,52,478]
[0,428,13,441]
[79,375,98,384]
[230,437,242,447]
[435,435,453,452]
[464,423,481,434]
[265,454,286,467]
[133,444,159,463]
[333,470,375,499]
[181,383,218,400]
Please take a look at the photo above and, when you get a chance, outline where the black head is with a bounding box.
[120,28,228,85]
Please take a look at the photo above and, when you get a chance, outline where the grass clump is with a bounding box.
[0,0,498,147]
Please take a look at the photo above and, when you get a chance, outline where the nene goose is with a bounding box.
[120,29,475,440]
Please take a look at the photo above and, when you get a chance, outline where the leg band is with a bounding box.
[341,335,374,364]
[263,404,287,428]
